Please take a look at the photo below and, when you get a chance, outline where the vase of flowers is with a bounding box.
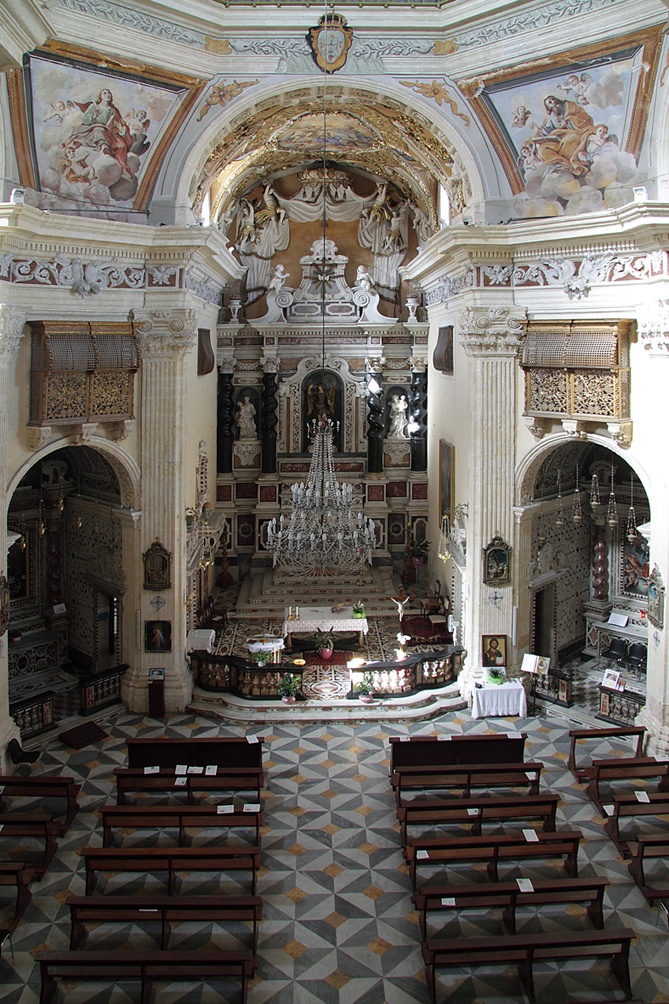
[487,667,506,685]
[352,601,366,619]
[313,626,335,660]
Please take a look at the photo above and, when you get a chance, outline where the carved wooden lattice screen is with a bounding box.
[520,318,632,421]
[29,321,138,426]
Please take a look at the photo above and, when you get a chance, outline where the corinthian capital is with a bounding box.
[0,304,27,361]
[458,306,526,356]
[638,298,669,355]
[132,308,198,356]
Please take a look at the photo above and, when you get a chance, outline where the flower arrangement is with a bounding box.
[353,671,375,696]
[487,667,506,685]
[278,673,301,699]
[352,601,366,618]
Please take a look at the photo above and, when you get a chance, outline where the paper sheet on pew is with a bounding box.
[440,897,456,906]
[247,735,260,743]
[417,850,430,859]
[244,803,261,813]
[635,790,651,802]
[187,766,204,774]
[175,764,187,775]
[508,732,523,739]
[523,829,539,842]
[143,766,160,774]
[175,777,187,786]
[603,805,614,815]
[517,878,534,893]
[205,765,218,775]
[467,808,479,816]
[217,805,235,814]
[438,735,453,741]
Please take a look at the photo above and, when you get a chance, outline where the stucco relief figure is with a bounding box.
[388,394,408,438]
[237,395,257,439]
[358,183,409,297]
[234,190,290,304]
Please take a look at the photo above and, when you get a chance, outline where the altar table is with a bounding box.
[283,605,368,650]
[471,679,527,719]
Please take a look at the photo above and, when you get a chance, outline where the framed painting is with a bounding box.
[145,620,171,653]
[621,534,650,597]
[483,535,511,585]
[647,565,665,629]
[482,634,507,668]
[439,440,455,518]
[143,538,171,591]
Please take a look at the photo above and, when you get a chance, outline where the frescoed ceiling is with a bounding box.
[1,0,667,229]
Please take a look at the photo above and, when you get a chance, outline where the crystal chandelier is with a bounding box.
[266,417,375,577]
[265,36,376,579]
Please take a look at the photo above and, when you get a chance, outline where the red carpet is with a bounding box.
[402,615,452,645]
[58,722,107,749]
[303,650,352,667]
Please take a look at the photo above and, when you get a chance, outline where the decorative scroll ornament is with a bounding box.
[307,13,353,73]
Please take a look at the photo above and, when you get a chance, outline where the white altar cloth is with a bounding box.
[282,605,368,645]
[471,679,527,719]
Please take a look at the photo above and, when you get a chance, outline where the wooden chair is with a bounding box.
[420,580,448,619]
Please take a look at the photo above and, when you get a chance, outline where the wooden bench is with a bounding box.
[114,767,264,805]
[0,774,81,833]
[393,761,544,807]
[603,791,669,856]
[397,793,559,845]
[422,927,634,1004]
[407,829,582,887]
[67,894,262,951]
[389,733,527,776]
[99,804,264,847]
[80,845,261,895]
[0,862,34,927]
[37,948,255,1004]
[126,736,264,770]
[584,756,669,813]
[567,726,646,782]
[413,874,609,938]
[627,834,669,904]
[0,812,59,875]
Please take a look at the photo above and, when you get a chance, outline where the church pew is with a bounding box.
[67,893,262,952]
[113,766,264,805]
[567,726,646,782]
[99,803,264,847]
[389,733,527,776]
[392,761,544,807]
[37,948,255,1004]
[406,829,582,888]
[422,928,634,1004]
[0,774,81,834]
[80,844,261,895]
[397,792,559,844]
[413,874,608,938]
[125,736,264,770]
[0,862,34,927]
[584,756,669,813]
[0,813,60,875]
[602,791,669,856]
[627,834,669,904]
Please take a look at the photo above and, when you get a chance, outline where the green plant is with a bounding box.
[352,600,365,618]
[278,673,300,698]
[353,671,375,696]
[313,626,335,652]
[409,539,430,558]
[487,667,506,684]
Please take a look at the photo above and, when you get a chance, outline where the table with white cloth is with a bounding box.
[470,679,527,719]
[282,605,368,650]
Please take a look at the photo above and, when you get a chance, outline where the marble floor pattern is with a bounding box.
[2,706,669,1004]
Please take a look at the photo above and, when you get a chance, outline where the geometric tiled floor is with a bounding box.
[2,706,668,1004]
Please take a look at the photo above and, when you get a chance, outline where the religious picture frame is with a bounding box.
[145,620,171,653]
[439,440,455,518]
[143,538,171,591]
[647,564,665,629]
[0,574,9,637]
[482,633,507,668]
[483,535,511,585]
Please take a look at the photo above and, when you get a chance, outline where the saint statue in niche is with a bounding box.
[307,381,336,423]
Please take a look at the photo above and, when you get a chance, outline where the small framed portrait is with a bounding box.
[647,565,665,629]
[483,535,511,585]
[482,633,507,668]
[0,574,9,637]
[145,620,171,653]
[143,539,171,591]
[148,667,165,680]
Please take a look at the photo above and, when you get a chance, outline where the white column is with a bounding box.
[0,305,27,767]
[458,306,525,683]
[123,308,198,713]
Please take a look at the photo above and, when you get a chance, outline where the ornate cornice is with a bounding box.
[0,304,27,361]
[132,309,198,355]
[458,306,526,356]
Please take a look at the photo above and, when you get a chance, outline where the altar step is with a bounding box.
[188,681,467,724]
[231,565,403,620]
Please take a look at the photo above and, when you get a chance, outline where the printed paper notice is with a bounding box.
[143,766,160,774]
[635,790,650,803]
[516,878,534,893]
[243,803,261,813]
[205,765,218,775]
[217,805,234,814]
[416,850,429,859]
[523,829,539,842]
[175,764,187,775]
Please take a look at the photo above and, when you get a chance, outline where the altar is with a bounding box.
[470,680,528,720]
[283,605,368,650]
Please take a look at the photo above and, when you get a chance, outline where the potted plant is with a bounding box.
[352,601,366,619]
[487,667,506,685]
[409,539,430,566]
[354,671,375,703]
[313,626,335,660]
[278,673,301,704]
